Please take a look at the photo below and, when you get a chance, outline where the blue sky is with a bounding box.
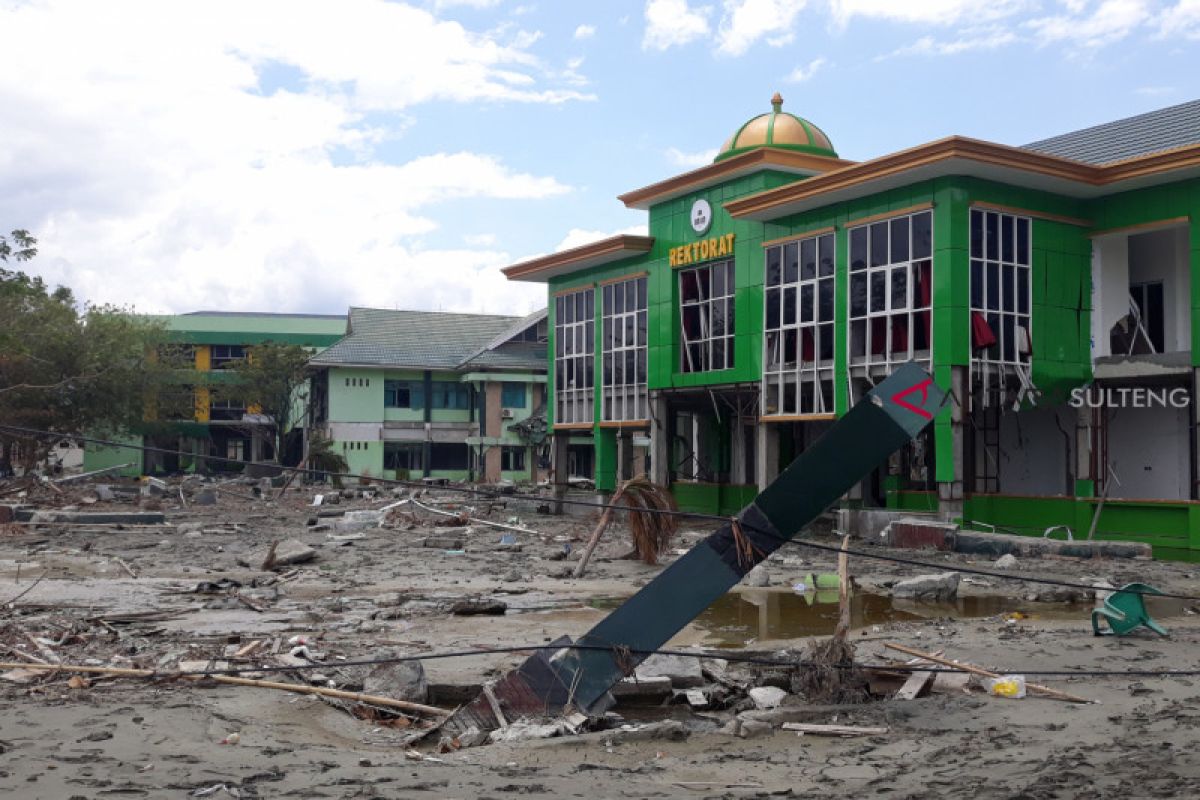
[2,0,1198,317]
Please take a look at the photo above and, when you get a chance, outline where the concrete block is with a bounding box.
[893,572,960,601]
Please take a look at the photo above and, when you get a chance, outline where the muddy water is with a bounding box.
[591,588,1192,645]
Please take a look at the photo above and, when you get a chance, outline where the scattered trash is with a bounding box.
[219,732,241,745]
[985,675,1027,699]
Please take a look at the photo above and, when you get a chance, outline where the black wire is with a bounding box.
[70,642,1200,681]
[5,422,1200,602]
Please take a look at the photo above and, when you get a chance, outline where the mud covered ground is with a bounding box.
[2,479,1200,799]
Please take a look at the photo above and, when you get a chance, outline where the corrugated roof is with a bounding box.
[310,307,524,369]
[1023,99,1200,165]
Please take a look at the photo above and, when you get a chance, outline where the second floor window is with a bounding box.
[680,259,735,373]
[210,344,246,370]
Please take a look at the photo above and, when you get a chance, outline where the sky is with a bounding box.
[2,0,1198,319]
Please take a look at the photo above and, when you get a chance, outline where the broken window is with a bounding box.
[763,232,835,417]
[602,275,648,422]
[383,442,423,471]
[1128,281,1165,355]
[429,443,469,470]
[554,288,595,425]
[848,210,933,381]
[384,380,421,409]
[969,209,1032,407]
[430,381,469,410]
[501,446,526,471]
[679,259,735,373]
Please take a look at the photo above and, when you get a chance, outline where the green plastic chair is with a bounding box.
[1091,582,1169,637]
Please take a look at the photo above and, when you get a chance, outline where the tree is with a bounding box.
[218,341,315,466]
[0,232,168,471]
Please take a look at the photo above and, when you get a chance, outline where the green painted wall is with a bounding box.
[328,367,386,423]
[82,432,144,477]
[671,482,757,516]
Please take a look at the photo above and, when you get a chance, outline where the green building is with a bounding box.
[505,95,1200,556]
[83,311,346,476]
[307,307,547,484]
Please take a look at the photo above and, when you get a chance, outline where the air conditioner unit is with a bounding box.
[500,409,514,419]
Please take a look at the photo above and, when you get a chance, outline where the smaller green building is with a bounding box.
[308,307,547,484]
[504,95,1200,555]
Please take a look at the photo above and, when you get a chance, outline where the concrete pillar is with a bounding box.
[484,382,503,482]
[552,430,570,514]
[755,423,780,493]
[938,365,967,515]
[730,419,747,485]
[648,391,670,487]
[250,432,263,464]
[1075,402,1095,495]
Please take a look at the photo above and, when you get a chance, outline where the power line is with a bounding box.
[4,422,1199,601]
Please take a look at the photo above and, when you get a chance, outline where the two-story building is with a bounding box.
[504,95,1200,556]
[307,307,548,484]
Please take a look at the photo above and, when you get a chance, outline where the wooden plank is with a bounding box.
[782,723,888,736]
[894,669,934,700]
[884,643,1091,704]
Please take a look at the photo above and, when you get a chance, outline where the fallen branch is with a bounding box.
[572,482,629,579]
[884,643,1091,704]
[53,463,134,484]
[0,660,451,717]
[1,570,48,606]
[782,723,888,736]
[410,500,536,535]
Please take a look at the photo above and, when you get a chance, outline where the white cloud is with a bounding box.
[884,29,1017,57]
[666,147,720,167]
[786,56,827,81]
[554,225,649,252]
[1156,0,1200,38]
[830,0,1027,26]
[0,0,589,316]
[1135,85,1176,96]
[716,0,807,56]
[464,233,498,246]
[643,0,712,50]
[574,23,597,39]
[1028,0,1153,49]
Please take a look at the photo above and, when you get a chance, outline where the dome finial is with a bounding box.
[771,92,783,113]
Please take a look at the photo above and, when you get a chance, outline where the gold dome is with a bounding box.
[715,93,836,162]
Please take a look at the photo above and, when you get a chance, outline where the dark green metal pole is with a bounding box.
[444,363,944,730]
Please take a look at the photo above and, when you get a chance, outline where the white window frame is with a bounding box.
[762,231,836,417]
[969,208,1032,407]
[601,276,648,422]
[848,210,934,389]
[679,259,735,373]
[554,288,595,426]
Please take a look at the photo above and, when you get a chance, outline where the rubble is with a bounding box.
[892,572,960,601]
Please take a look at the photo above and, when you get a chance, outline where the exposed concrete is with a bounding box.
[838,508,944,540]
[634,653,705,688]
[954,529,1152,559]
[893,572,960,601]
[21,509,166,525]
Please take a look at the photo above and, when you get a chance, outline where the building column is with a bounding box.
[648,391,670,487]
[1075,402,1096,497]
[755,422,780,493]
[250,432,263,464]
[1192,368,1200,501]
[484,382,503,482]
[552,430,570,514]
[937,365,967,516]
[730,419,747,485]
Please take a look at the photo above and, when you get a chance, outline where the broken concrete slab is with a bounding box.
[24,510,166,525]
[334,510,385,532]
[748,686,788,709]
[423,535,465,549]
[744,564,770,587]
[720,718,773,738]
[488,720,561,743]
[193,489,217,506]
[364,654,428,703]
[994,553,1018,569]
[953,529,1151,560]
[634,653,705,688]
[612,675,672,700]
[884,518,958,550]
[892,572,960,601]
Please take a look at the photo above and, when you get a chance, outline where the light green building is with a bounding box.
[308,307,547,484]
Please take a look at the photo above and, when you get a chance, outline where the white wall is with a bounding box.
[1106,403,1189,500]
[1128,226,1190,353]
[997,407,1072,495]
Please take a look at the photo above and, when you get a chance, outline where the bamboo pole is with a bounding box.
[0,661,450,716]
[883,643,1091,704]
[833,535,851,643]
[572,481,629,579]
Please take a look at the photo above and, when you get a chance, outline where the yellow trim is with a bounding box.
[1088,215,1190,239]
[553,284,595,298]
[505,235,653,281]
[970,201,1091,228]
[553,422,594,431]
[598,420,650,429]
[760,413,837,423]
[845,203,934,230]
[598,271,649,286]
[762,226,836,248]
[195,345,211,372]
[194,387,210,423]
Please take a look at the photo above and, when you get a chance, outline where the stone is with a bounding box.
[892,572,960,601]
[193,489,217,506]
[94,485,116,502]
[744,564,770,587]
[423,536,464,549]
[501,569,523,583]
[994,553,1018,569]
[635,653,705,688]
[364,654,427,703]
[242,538,317,569]
[28,510,166,525]
[612,675,672,700]
[733,719,774,739]
[748,686,788,709]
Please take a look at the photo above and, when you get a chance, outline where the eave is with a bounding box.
[617,147,856,210]
[725,136,1200,221]
[502,235,655,283]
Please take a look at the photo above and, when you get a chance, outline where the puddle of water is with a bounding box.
[589,589,1194,646]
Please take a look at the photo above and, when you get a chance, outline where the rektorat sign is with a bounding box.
[668,233,735,268]
[1069,386,1190,409]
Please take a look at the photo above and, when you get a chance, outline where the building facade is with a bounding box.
[308,307,548,484]
[505,95,1200,555]
[83,311,347,476]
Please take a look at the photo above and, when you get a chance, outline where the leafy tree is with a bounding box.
[217,341,315,465]
[0,232,167,471]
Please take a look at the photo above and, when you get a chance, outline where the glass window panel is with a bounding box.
[712,301,726,337]
[986,263,1000,311]
[712,338,726,370]
[1002,264,1015,311]
[766,246,781,286]
[850,320,866,358]
[970,210,983,259]
[890,217,910,263]
[890,315,909,355]
[783,286,796,326]
[713,262,726,296]
[1001,215,1014,263]
[819,323,834,361]
[913,212,932,260]
[800,284,814,323]
[766,331,781,368]
[1017,269,1029,314]
[819,234,835,276]
[1016,218,1030,265]
[870,272,886,313]
[613,284,625,314]
[766,288,780,329]
[784,329,797,365]
[970,260,984,307]
[818,280,834,322]
[785,242,800,283]
[985,213,999,260]
[891,266,907,310]
[850,227,868,271]
[637,310,647,345]
[870,222,888,267]
[799,239,815,281]
[850,274,867,317]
